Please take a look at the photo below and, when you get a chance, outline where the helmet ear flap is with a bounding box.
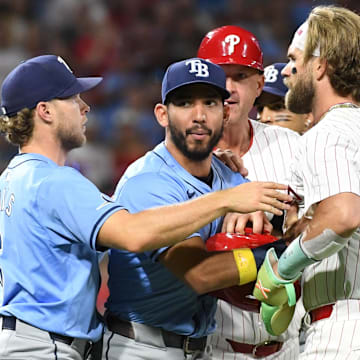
[197,25,264,72]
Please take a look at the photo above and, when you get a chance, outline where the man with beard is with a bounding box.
[101,58,289,360]
[256,62,314,135]
[0,56,291,360]
[254,6,360,359]
[197,26,303,360]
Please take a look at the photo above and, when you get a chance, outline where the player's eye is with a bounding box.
[205,99,218,106]
[233,73,247,81]
[173,99,191,107]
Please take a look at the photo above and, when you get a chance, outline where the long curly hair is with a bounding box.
[0,108,35,147]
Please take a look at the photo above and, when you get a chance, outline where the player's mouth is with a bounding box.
[82,119,88,132]
[224,99,238,106]
[283,78,292,89]
[186,127,211,140]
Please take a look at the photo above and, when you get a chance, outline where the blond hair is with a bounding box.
[303,6,360,101]
[0,108,34,146]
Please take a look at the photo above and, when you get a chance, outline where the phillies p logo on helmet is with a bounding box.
[197,25,264,72]
[224,34,240,55]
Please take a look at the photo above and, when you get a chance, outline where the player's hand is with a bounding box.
[227,182,292,216]
[222,211,273,234]
[213,148,248,177]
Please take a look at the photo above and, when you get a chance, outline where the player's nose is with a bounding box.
[80,98,90,114]
[193,103,207,122]
[281,62,291,78]
[225,77,236,93]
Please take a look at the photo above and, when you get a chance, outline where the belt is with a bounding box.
[1,316,93,357]
[2,316,74,345]
[105,312,207,354]
[226,339,283,358]
[310,304,334,323]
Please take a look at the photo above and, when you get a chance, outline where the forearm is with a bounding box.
[98,181,292,252]
[278,193,360,279]
[98,190,228,252]
[183,251,240,294]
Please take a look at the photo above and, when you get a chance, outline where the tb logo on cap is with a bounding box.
[225,34,240,55]
[57,56,73,73]
[185,59,209,77]
[264,65,279,83]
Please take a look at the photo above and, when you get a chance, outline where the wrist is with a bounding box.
[233,248,257,285]
[278,234,317,280]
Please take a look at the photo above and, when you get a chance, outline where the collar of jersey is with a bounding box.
[9,152,57,169]
[153,142,216,192]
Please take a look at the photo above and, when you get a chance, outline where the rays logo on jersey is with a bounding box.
[185,59,209,77]
[225,34,240,55]
[96,193,115,211]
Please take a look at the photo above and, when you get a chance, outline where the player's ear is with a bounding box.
[314,57,327,81]
[35,101,53,124]
[255,73,265,97]
[154,103,169,128]
[223,103,230,126]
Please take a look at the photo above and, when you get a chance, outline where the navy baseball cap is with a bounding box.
[1,55,103,117]
[255,63,288,106]
[161,58,230,104]
[262,63,288,97]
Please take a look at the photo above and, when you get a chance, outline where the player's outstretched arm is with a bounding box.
[276,192,360,280]
[97,181,292,253]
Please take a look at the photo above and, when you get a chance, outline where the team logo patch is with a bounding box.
[224,34,240,55]
[185,59,209,77]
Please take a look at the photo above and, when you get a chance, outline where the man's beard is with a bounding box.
[285,71,315,114]
[168,118,224,161]
[57,125,86,151]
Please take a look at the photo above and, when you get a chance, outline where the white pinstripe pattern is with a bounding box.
[211,120,303,360]
[289,107,360,310]
[300,300,360,359]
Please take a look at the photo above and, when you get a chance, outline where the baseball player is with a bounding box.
[254,6,360,359]
[0,55,290,360]
[197,26,304,359]
[256,62,313,135]
[101,58,292,360]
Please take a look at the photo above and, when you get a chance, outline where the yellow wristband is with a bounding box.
[233,248,257,285]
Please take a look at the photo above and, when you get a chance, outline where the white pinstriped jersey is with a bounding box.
[300,299,360,359]
[289,106,360,312]
[211,119,303,359]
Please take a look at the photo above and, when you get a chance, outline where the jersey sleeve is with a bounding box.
[37,167,123,250]
[302,130,360,209]
[114,172,201,260]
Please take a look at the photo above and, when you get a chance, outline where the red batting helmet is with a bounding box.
[197,25,264,72]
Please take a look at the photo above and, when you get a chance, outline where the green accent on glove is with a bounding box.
[260,302,296,336]
[253,248,299,307]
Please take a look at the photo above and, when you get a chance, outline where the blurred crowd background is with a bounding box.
[0,0,358,194]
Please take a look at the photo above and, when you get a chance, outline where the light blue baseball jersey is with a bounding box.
[107,142,248,337]
[0,153,122,341]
